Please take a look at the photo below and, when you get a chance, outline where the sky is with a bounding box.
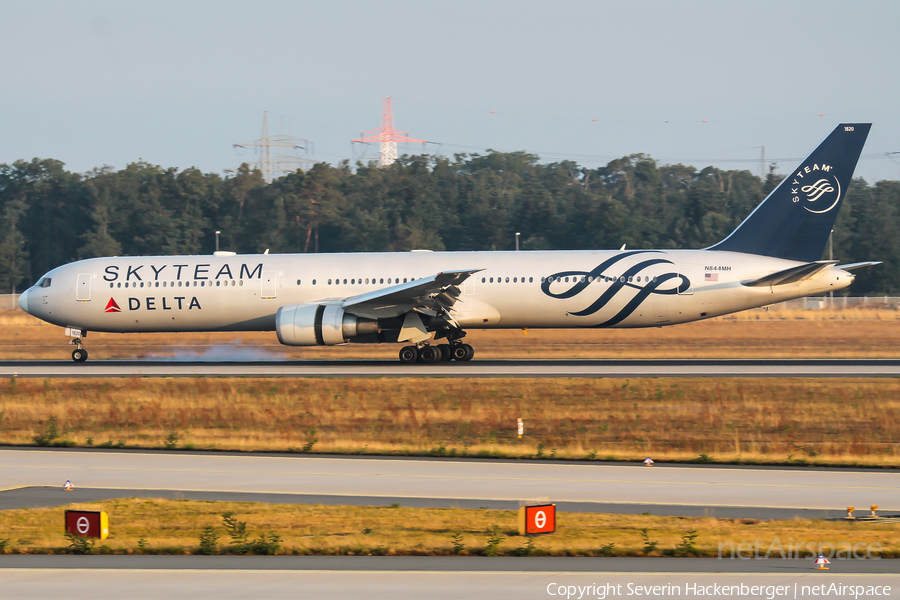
[1,0,899,182]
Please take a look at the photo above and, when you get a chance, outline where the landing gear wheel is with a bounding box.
[399,346,418,364]
[451,344,474,361]
[418,345,441,364]
[438,345,452,362]
[72,348,88,363]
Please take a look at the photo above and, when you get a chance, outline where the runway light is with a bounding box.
[871,504,879,517]
[644,457,654,466]
[846,506,855,519]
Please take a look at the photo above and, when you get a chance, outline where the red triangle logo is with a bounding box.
[105,298,121,313]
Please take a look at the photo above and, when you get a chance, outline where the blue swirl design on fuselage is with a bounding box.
[540,250,690,327]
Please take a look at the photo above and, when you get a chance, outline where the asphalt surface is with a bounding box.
[1,560,898,600]
[3,450,899,598]
[1,555,897,573]
[0,485,845,520]
[3,358,900,377]
[1,449,897,514]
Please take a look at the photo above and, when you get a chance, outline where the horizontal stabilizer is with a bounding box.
[741,261,837,287]
[836,261,882,271]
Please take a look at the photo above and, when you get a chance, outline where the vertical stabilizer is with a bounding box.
[708,124,870,261]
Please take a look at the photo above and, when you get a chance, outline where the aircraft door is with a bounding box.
[463,276,475,296]
[677,266,693,295]
[261,270,277,299]
[76,273,92,301]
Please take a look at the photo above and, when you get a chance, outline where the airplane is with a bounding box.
[17,123,877,364]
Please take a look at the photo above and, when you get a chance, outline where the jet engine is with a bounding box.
[275,303,380,346]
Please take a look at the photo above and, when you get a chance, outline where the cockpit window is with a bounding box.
[37,278,52,288]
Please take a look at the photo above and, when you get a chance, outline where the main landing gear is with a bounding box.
[70,336,88,363]
[398,342,474,365]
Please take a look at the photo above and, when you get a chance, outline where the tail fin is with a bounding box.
[708,123,870,261]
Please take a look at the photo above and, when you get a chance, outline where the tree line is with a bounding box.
[0,152,897,294]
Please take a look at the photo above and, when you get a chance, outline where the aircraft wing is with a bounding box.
[339,268,481,320]
[741,260,838,287]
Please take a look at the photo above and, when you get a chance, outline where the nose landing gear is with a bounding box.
[69,335,89,363]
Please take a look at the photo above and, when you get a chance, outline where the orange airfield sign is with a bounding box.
[518,503,556,535]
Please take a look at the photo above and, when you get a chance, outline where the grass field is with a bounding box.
[4,377,899,466]
[2,498,898,557]
[1,307,900,360]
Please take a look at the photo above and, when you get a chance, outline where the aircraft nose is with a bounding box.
[17,289,28,313]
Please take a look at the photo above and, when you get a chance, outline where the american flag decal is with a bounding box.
[705,272,719,282]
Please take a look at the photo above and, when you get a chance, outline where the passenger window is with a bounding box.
[505,277,509,283]
[297,279,301,285]
[216,281,221,287]
[351,279,355,284]
[312,279,316,285]
[489,277,494,283]
[328,279,332,285]
[482,277,486,283]
[403,278,407,283]
[379,278,384,284]
[109,283,113,288]
[343,279,347,284]
[529,277,533,283]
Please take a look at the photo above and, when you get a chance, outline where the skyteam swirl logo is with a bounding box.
[541,251,690,327]
[802,176,841,214]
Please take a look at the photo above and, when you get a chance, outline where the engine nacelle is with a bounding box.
[275,303,380,346]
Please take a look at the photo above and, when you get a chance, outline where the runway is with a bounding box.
[1,449,897,514]
[2,358,900,378]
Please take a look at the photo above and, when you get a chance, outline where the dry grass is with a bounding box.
[3,377,900,466]
[2,307,900,360]
[1,498,898,557]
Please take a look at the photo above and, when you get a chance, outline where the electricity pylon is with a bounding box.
[352,97,432,167]
[230,112,315,183]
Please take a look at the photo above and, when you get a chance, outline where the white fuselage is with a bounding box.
[19,249,853,336]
